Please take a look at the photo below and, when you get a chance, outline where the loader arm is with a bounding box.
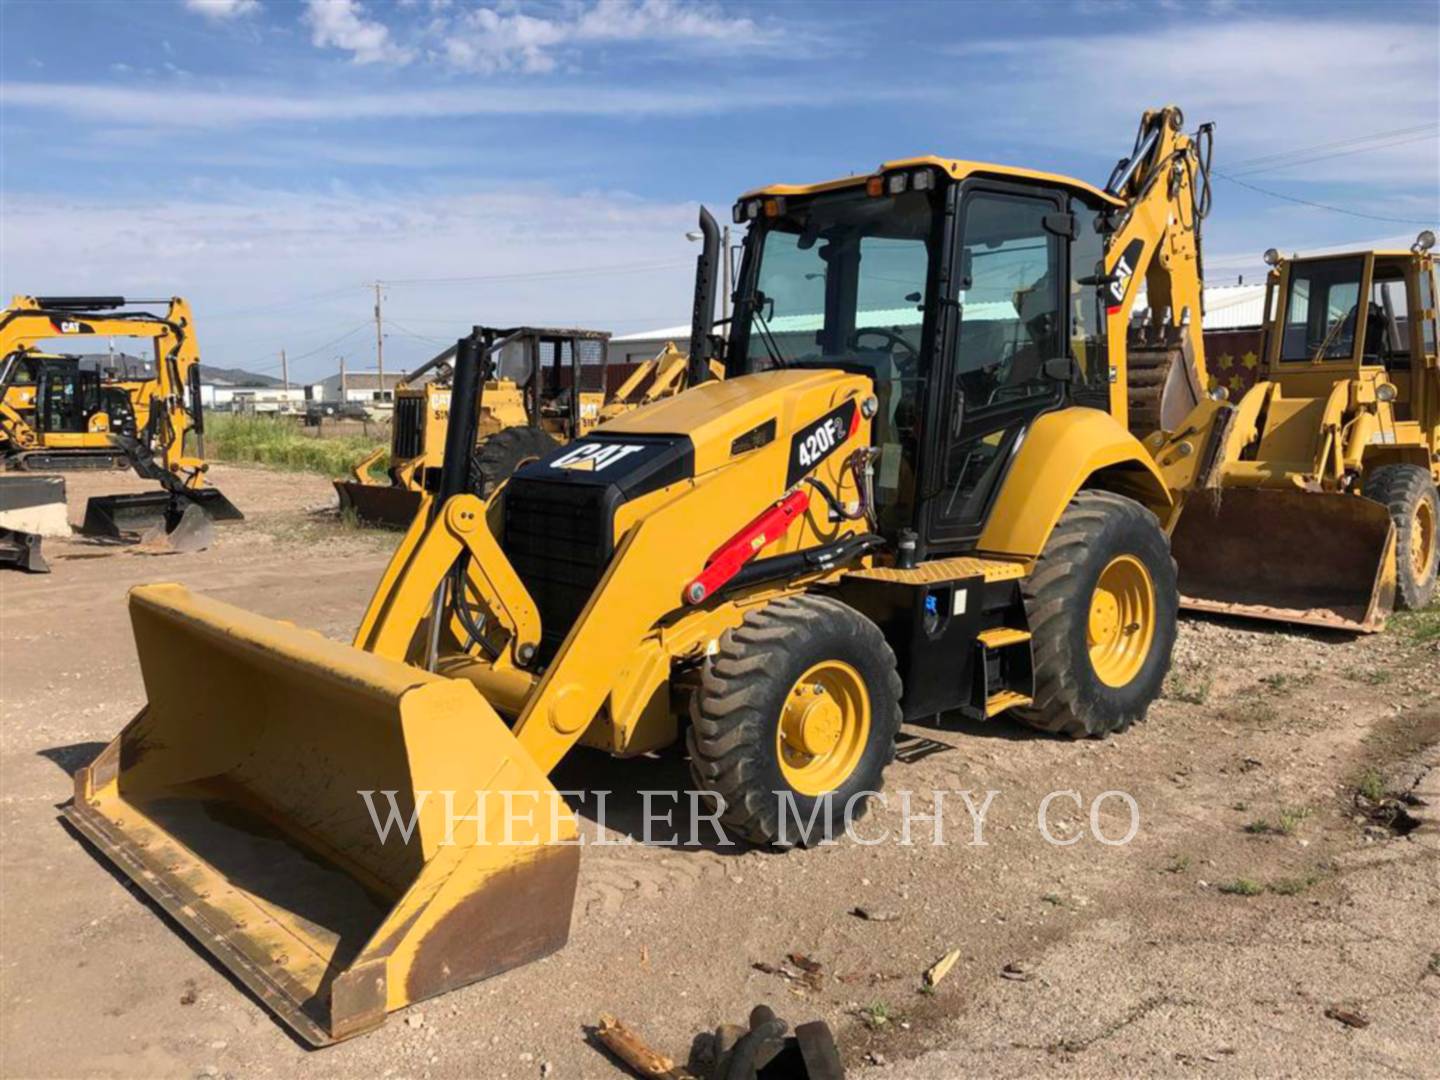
[1098,107,1214,434]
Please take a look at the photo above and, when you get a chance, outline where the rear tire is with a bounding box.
[1363,464,1438,611]
[686,595,902,848]
[1016,490,1177,738]
[472,426,560,498]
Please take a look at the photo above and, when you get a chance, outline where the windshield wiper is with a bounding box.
[745,291,786,368]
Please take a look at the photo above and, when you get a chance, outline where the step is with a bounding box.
[977,626,1031,649]
[984,690,1033,717]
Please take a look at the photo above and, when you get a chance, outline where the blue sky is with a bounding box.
[2,0,1436,381]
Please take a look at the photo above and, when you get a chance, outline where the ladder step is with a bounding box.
[985,690,1032,717]
[977,627,1031,649]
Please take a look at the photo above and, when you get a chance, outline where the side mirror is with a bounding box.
[1043,356,1076,381]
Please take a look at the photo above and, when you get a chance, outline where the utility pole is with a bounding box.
[372,281,385,400]
[280,348,289,392]
[339,355,347,401]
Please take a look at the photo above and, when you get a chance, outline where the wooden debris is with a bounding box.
[1000,962,1034,982]
[851,906,901,922]
[596,1015,698,1080]
[1323,1006,1370,1029]
[923,948,961,988]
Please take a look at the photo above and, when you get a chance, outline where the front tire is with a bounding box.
[686,595,903,848]
[1363,464,1438,611]
[1017,490,1177,738]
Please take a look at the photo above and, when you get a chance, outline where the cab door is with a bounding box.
[921,181,1069,548]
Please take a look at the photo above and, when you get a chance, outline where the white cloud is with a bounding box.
[0,184,705,376]
[304,0,414,65]
[183,0,261,19]
[0,76,912,127]
[302,0,768,72]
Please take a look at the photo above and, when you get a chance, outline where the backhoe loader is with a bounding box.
[70,107,1217,1045]
[0,296,241,537]
[335,326,611,526]
[1147,236,1438,629]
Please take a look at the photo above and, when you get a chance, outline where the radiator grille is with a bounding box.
[392,396,425,460]
[503,479,613,662]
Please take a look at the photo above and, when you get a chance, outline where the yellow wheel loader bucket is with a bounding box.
[1170,488,1397,633]
[65,583,578,1046]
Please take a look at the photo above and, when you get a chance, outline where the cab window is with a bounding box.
[1281,256,1365,362]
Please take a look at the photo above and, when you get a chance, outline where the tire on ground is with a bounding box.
[1016,489,1178,739]
[472,426,560,498]
[1363,464,1439,611]
[686,594,903,848]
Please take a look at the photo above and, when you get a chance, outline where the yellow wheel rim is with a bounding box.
[776,660,871,797]
[1413,498,1436,584]
[1088,555,1156,688]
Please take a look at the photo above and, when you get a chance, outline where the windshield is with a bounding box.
[1281,256,1366,362]
[732,187,938,375]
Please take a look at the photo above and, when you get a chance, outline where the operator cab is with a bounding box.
[1267,248,1439,424]
[725,159,1116,553]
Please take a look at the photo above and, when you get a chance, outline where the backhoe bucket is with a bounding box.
[65,584,578,1045]
[334,479,422,528]
[82,487,243,540]
[1171,488,1396,632]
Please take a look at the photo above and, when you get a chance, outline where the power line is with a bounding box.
[1211,170,1436,226]
[1226,122,1438,173]
[1228,130,1438,177]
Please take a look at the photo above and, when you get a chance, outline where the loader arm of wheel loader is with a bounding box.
[1098,107,1214,435]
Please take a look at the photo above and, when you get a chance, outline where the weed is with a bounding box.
[861,1002,891,1028]
[1345,668,1393,686]
[1428,952,1440,978]
[1041,892,1066,905]
[1276,806,1312,836]
[1218,878,1264,897]
[1163,669,1214,705]
[1356,767,1387,803]
[1231,801,1249,812]
[339,504,360,531]
[1163,854,1191,875]
[206,415,388,478]
[1268,873,1320,896]
[1259,673,1296,693]
[1392,604,1440,643]
[1243,819,1274,835]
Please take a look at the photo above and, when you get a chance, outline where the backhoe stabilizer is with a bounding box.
[1170,487,1397,632]
[65,583,578,1046]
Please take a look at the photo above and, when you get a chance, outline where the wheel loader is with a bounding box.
[1146,235,1438,630]
[334,326,611,526]
[70,106,1219,1045]
[0,296,241,538]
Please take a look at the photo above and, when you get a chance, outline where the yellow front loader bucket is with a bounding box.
[1170,488,1397,632]
[66,584,578,1046]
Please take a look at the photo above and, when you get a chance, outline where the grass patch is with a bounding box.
[1268,873,1321,896]
[1259,672,1297,694]
[1244,806,1312,837]
[1345,667,1393,686]
[1356,767,1387,803]
[1218,878,1264,897]
[206,414,388,478]
[861,1002,891,1029]
[1392,605,1440,643]
[1163,854,1191,875]
[1163,669,1214,704]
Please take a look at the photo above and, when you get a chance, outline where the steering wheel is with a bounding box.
[851,328,920,377]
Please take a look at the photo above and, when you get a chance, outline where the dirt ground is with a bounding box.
[1,464,1437,1079]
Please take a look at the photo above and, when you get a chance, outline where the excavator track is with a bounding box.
[8,449,129,471]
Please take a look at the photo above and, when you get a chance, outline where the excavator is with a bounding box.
[335,326,612,526]
[0,296,241,538]
[1153,234,1438,627]
[67,106,1331,1045]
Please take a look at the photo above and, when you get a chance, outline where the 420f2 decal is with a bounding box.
[786,399,857,487]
